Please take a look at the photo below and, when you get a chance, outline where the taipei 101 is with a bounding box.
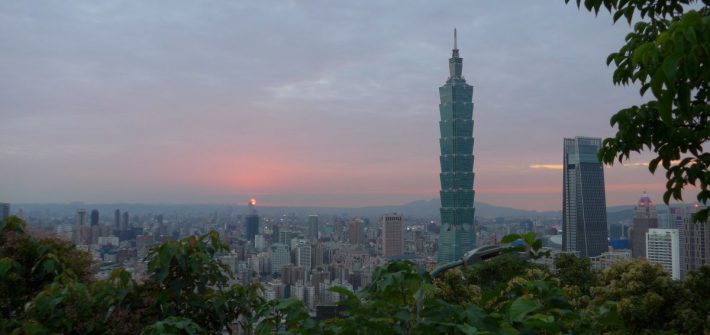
[1,1,708,333]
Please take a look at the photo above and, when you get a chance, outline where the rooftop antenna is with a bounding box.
[454,28,458,49]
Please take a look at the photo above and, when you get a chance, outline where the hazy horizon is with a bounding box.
[1,1,695,210]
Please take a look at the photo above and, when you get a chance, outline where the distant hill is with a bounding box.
[17,200,681,222]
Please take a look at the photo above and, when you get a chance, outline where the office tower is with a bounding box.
[90,209,99,226]
[296,240,312,275]
[245,198,259,242]
[255,234,266,251]
[308,215,319,241]
[1,203,9,221]
[681,204,709,277]
[278,230,293,245]
[437,29,476,263]
[114,209,121,230]
[631,192,658,259]
[270,243,291,275]
[562,137,609,258]
[122,211,130,231]
[348,219,363,245]
[382,213,404,258]
[646,228,680,280]
[76,209,88,245]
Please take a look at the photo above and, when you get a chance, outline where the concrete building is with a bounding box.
[308,215,319,241]
[348,219,363,245]
[631,192,658,259]
[646,228,680,280]
[382,213,404,258]
[681,204,709,278]
[296,240,312,275]
[562,137,609,258]
[76,209,88,245]
[270,243,290,275]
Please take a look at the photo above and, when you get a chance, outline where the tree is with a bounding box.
[589,260,682,334]
[553,253,598,297]
[0,216,92,332]
[565,0,710,222]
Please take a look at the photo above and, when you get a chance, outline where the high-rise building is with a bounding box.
[348,219,363,245]
[437,29,476,263]
[562,137,609,258]
[245,198,259,242]
[270,243,291,275]
[1,203,9,221]
[114,209,121,230]
[646,228,680,280]
[90,209,99,226]
[631,192,658,259]
[76,209,88,245]
[122,211,130,231]
[382,213,404,258]
[681,204,709,278]
[296,240,312,275]
[308,215,319,241]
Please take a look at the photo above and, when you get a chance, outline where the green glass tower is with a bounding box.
[437,29,476,263]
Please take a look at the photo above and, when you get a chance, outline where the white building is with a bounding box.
[646,228,680,280]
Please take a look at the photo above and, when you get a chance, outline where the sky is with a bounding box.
[0,1,690,210]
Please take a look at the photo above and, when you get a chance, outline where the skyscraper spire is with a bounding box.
[449,28,462,79]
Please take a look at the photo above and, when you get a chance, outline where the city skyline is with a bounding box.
[0,1,691,210]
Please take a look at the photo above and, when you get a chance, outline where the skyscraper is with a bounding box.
[1,203,9,221]
[114,209,121,230]
[646,228,680,280]
[348,219,363,245]
[122,211,130,231]
[681,204,709,278]
[245,198,259,242]
[631,192,658,259]
[382,213,404,258]
[437,29,476,263]
[562,137,609,258]
[308,215,319,241]
[90,209,99,226]
[76,209,88,245]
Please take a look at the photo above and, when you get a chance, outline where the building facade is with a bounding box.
[245,199,259,242]
[382,213,404,258]
[681,204,709,278]
[348,219,363,245]
[631,192,658,259]
[437,29,476,263]
[308,215,319,241]
[646,228,680,280]
[1,203,9,221]
[562,137,609,258]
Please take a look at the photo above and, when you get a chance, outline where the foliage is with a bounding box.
[553,253,598,297]
[590,260,682,334]
[0,216,92,333]
[4,218,710,334]
[565,0,710,222]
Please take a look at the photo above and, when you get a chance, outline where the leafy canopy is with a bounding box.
[566,0,710,222]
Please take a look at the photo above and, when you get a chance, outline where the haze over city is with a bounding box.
[0,1,681,210]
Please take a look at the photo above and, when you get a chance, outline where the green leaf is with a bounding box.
[500,234,521,244]
[507,298,541,322]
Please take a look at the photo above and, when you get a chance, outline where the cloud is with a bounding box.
[529,164,563,170]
